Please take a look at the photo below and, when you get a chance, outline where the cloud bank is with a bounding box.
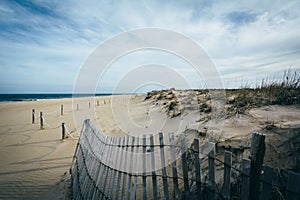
[0,0,299,92]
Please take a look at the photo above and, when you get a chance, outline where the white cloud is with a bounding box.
[0,0,299,92]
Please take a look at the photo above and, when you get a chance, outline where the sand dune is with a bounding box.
[0,91,299,199]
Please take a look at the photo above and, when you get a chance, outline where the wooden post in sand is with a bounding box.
[89,102,91,108]
[32,109,35,124]
[249,132,265,200]
[77,104,79,111]
[40,112,44,129]
[97,100,99,106]
[61,105,63,115]
[62,123,65,140]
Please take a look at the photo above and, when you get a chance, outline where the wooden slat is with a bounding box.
[94,135,108,199]
[110,137,122,200]
[142,135,147,200]
[102,137,115,198]
[150,134,158,199]
[116,137,126,199]
[121,136,130,200]
[208,146,215,200]
[241,158,251,200]
[105,137,116,198]
[169,133,180,200]
[193,138,202,199]
[249,132,265,200]
[159,132,169,199]
[222,151,232,200]
[286,171,300,200]
[169,133,181,199]
[127,136,135,200]
[132,137,140,200]
[180,134,190,199]
[260,165,273,200]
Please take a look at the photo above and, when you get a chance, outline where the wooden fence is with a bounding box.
[70,119,300,200]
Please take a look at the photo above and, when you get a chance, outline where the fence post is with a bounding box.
[142,135,147,200]
[32,109,35,124]
[222,151,232,200]
[61,105,63,115]
[77,104,79,111]
[97,100,99,106]
[159,132,169,199]
[241,158,251,200]
[193,138,202,199]
[40,112,43,129]
[180,134,190,199]
[286,171,300,200]
[249,132,265,200]
[132,136,140,200]
[169,133,180,199]
[62,123,65,140]
[208,146,215,200]
[260,165,273,200]
[89,102,91,108]
[150,134,158,200]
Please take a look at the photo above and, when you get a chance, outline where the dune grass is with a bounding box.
[226,69,300,115]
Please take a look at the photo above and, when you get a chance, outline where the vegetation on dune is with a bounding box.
[226,69,300,115]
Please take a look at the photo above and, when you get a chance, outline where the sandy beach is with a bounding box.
[0,91,299,199]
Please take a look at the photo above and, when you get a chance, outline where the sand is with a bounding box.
[1,92,299,199]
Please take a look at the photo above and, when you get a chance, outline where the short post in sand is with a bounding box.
[249,132,265,200]
[32,109,35,124]
[61,105,63,115]
[89,102,91,108]
[77,104,79,111]
[62,122,65,140]
[40,112,44,130]
[97,100,99,106]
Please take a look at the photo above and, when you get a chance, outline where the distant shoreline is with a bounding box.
[0,93,118,102]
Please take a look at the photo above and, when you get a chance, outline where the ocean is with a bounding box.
[0,93,114,102]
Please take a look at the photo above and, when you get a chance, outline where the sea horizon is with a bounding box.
[0,93,124,102]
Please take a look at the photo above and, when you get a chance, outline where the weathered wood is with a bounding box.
[61,122,65,140]
[159,132,169,200]
[222,151,232,200]
[180,134,190,199]
[121,136,130,200]
[61,105,63,115]
[142,135,147,200]
[286,171,300,200]
[110,137,121,200]
[116,137,126,199]
[169,133,180,200]
[127,136,135,200]
[77,104,79,111]
[89,102,91,108]
[40,112,43,129]
[105,137,116,197]
[241,158,251,200]
[32,109,35,124]
[193,138,202,199]
[249,132,265,200]
[208,146,215,200]
[132,137,140,200]
[260,165,273,200]
[102,137,115,198]
[150,134,158,200]
[97,100,99,106]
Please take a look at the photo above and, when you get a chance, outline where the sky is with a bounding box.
[0,0,300,93]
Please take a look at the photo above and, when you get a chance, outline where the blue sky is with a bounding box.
[0,0,299,93]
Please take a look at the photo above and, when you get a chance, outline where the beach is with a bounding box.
[0,91,299,199]
[0,96,115,199]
